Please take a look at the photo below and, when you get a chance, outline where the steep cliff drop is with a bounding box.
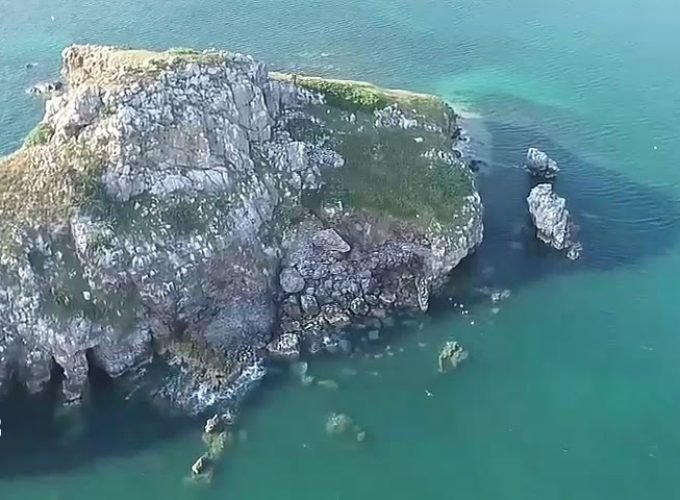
[0,46,483,415]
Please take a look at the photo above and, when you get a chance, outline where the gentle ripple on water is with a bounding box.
[2,0,680,498]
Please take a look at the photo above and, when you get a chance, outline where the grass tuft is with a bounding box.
[23,123,54,148]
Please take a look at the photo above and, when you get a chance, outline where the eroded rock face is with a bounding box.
[527,183,581,259]
[0,45,483,414]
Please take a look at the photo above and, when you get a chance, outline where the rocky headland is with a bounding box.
[0,45,483,415]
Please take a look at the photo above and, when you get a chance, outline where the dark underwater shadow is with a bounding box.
[0,364,192,479]
[437,95,680,305]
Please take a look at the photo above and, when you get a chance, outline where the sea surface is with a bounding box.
[1,0,680,498]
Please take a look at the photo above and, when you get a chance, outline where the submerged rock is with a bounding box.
[524,147,560,179]
[527,183,582,258]
[438,340,468,373]
[325,412,354,435]
[316,379,339,390]
[291,361,315,386]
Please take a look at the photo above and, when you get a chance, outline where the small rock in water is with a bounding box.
[325,412,353,435]
[491,289,511,303]
[204,414,222,434]
[291,361,315,386]
[367,329,380,341]
[524,147,560,179]
[437,340,469,373]
[490,307,501,315]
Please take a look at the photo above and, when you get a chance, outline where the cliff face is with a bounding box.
[0,46,482,414]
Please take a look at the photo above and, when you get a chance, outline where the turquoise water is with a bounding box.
[2,0,680,498]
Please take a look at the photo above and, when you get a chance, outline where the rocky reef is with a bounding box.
[0,45,482,415]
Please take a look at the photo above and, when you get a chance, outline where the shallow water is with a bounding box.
[2,0,680,498]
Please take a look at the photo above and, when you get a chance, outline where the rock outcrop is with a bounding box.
[0,45,483,414]
[527,183,581,259]
[524,147,559,179]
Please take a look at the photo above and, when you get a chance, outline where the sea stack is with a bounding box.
[0,45,483,414]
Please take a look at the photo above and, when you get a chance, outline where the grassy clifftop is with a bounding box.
[279,74,472,227]
[0,46,473,242]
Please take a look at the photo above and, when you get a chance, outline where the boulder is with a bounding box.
[311,229,351,253]
[525,147,559,179]
[300,294,320,316]
[280,267,305,294]
[266,332,301,361]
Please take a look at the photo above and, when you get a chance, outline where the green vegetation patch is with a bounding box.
[296,78,390,112]
[23,123,54,148]
[301,106,473,226]
[0,138,105,231]
[274,73,455,127]
[112,50,230,81]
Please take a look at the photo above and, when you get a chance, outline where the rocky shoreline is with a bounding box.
[0,46,483,416]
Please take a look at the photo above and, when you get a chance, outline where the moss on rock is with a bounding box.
[24,123,55,148]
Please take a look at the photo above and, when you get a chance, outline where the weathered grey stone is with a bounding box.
[527,183,581,258]
[311,229,351,253]
[279,268,305,294]
[524,148,560,179]
[349,297,369,316]
[266,332,301,360]
[300,294,320,316]
[281,295,302,320]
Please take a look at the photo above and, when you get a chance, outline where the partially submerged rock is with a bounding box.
[291,361,315,386]
[325,412,366,442]
[204,414,222,435]
[438,341,468,373]
[524,148,559,179]
[326,412,354,435]
[527,183,582,259]
[191,454,213,480]
[266,332,301,361]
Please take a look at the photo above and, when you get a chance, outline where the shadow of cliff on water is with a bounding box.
[0,364,191,479]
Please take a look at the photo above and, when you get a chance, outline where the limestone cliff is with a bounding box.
[0,45,482,414]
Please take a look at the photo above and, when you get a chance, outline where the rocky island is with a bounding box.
[0,45,482,415]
